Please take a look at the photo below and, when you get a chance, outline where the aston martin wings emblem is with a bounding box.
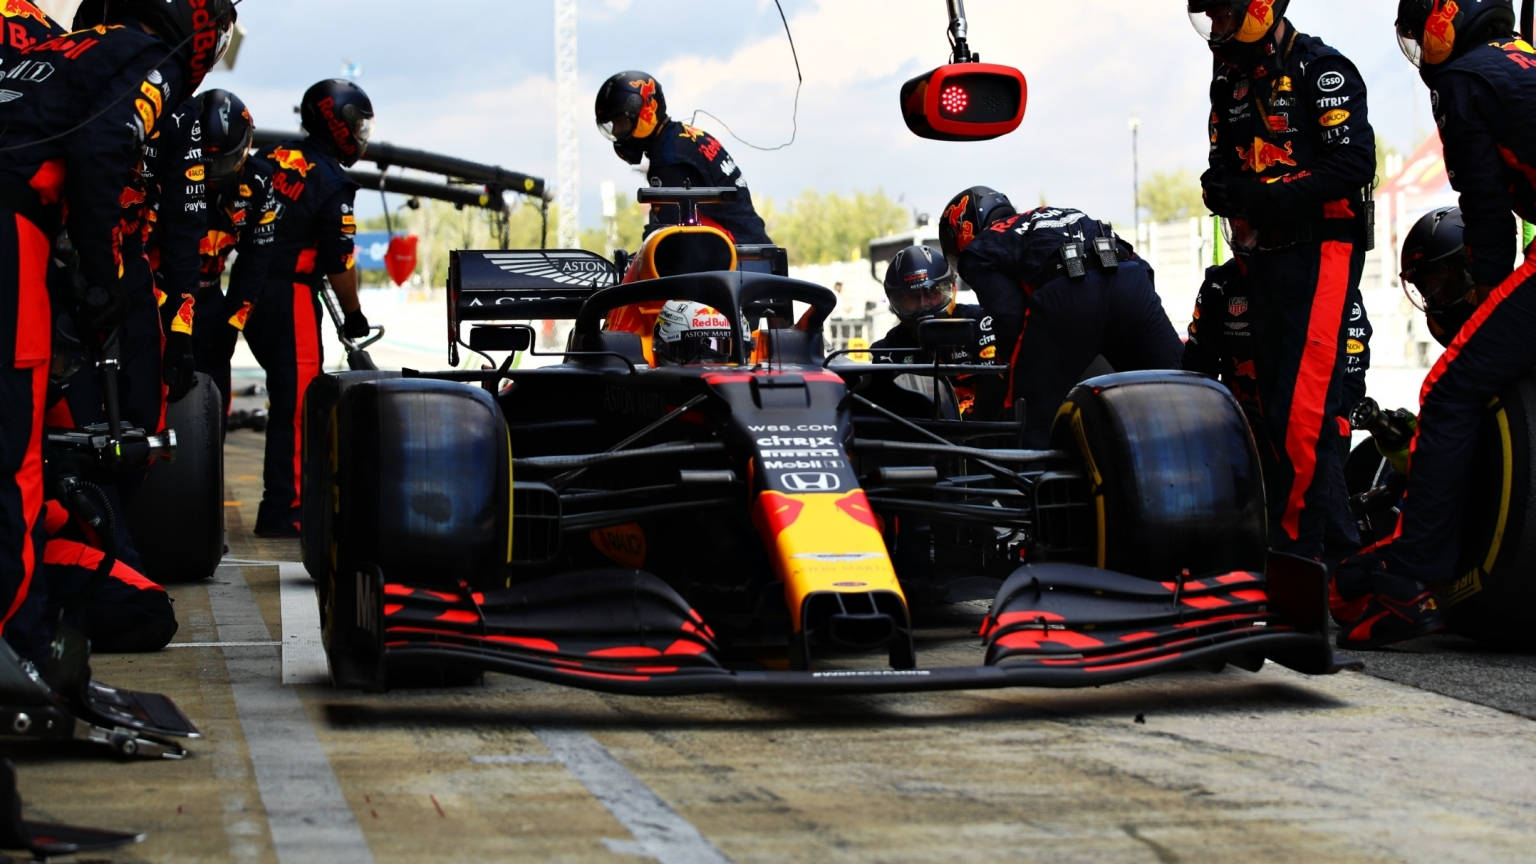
[450,249,621,325]
[483,251,619,288]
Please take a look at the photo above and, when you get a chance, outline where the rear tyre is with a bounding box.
[1051,370,1268,580]
[1445,375,1536,645]
[126,373,223,582]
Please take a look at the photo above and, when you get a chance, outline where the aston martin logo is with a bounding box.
[483,253,617,287]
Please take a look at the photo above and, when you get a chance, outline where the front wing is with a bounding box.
[324,555,1355,693]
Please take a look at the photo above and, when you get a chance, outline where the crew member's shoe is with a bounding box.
[252,505,301,539]
[1329,553,1446,649]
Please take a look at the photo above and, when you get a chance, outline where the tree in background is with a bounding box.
[759,189,909,266]
[1139,169,1208,223]
[358,186,917,284]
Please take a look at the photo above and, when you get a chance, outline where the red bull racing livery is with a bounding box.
[301,188,1350,695]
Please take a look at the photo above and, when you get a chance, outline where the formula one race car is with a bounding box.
[299,188,1350,693]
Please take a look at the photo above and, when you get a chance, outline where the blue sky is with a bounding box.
[45,0,1439,232]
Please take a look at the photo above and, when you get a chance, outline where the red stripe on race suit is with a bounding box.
[289,282,322,510]
[0,364,47,633]
[1370,253,1536,547]
[41,537,165,592]
[1281,241,1351,541]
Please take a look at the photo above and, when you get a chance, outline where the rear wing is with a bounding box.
[447,249,620,364]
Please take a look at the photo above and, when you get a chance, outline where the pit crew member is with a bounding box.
[1345,0,1535,649]
[938,186,1183,447]
[1183,219,1372,558]
[1189,0,1377,566]
[245,79,373,537]
[0,0,233,661]
[595,70,772,244]
[872,244,1004,419]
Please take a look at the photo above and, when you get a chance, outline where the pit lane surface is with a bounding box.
[11,422,1536,864]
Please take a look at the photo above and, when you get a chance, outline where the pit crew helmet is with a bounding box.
[1395,0,1516,69]
[595,71,668,165]
[1400,206,1477,346]
[653,300,737,365]
[938,186,1015,259]
[883,245,957,324]
[73,0,237,92]
[1187,0,1289,45]
[300,79,374,167]
[197,89,254,191]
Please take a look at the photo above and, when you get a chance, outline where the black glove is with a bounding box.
[342,307,370,339]
[1201,169,1263,219]
[162,330,196,403]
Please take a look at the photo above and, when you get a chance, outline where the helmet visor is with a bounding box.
[889,283,954,321]
[1397,27,1424,67]
[205,145,249,187]
[354,115,374,152]
[661,331,733,364]
[597,115,634,143]
[1402,260,1468,310]
[1188,3,1245,44]
[212,22,234,67]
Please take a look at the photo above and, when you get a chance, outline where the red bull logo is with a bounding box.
[630,77,659,138]
[1423,0,1460,66]
[1237,137,1297,174]
[1237,0,1276,43]
[118,185,146,209]
[0,0,47,25]
[227,300,253,332]
[945,195,975,252]
[271,146,314,177]
[171,295,195,335]
[199,230,235,258]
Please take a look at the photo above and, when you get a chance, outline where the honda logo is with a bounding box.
[782,472,840,492]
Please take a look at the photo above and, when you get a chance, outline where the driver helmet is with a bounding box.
[1187,0,1289,46]
[938,185,1015,259]
[73,0,237,92]
[1400,206,1477,345]
[883,245,956,324]
[595,71,668,165]
[197,89,254,191]
[300,79,374,167]
[1395,0,1516,70]
[653,300,736,365]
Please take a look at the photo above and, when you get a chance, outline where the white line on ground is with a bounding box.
[165,641,281,649]
[277,562,328,685]
[470,754,560,765]
[223,557,331,684]
[531,726,733,864]
[207,562,373,864]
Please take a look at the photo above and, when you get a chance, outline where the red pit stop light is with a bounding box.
[900,62,1027,141]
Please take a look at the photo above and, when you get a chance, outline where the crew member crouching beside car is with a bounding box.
[871,245,1004,420]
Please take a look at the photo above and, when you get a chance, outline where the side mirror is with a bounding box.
[468,324,533,353]
[917,317,976,351]
[900,62,1027,141]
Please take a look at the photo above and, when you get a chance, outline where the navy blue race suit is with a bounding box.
[1204,22,1377,558]
[1372,38,1536,590]
[644,120,771,244]
[244,140,358,533]
[1184,258,1372,555]
[39,501,175,653]
[955,207,1183,447]
[870,303,1006,419]
[193,156,277,414]
[0,11,186,661]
